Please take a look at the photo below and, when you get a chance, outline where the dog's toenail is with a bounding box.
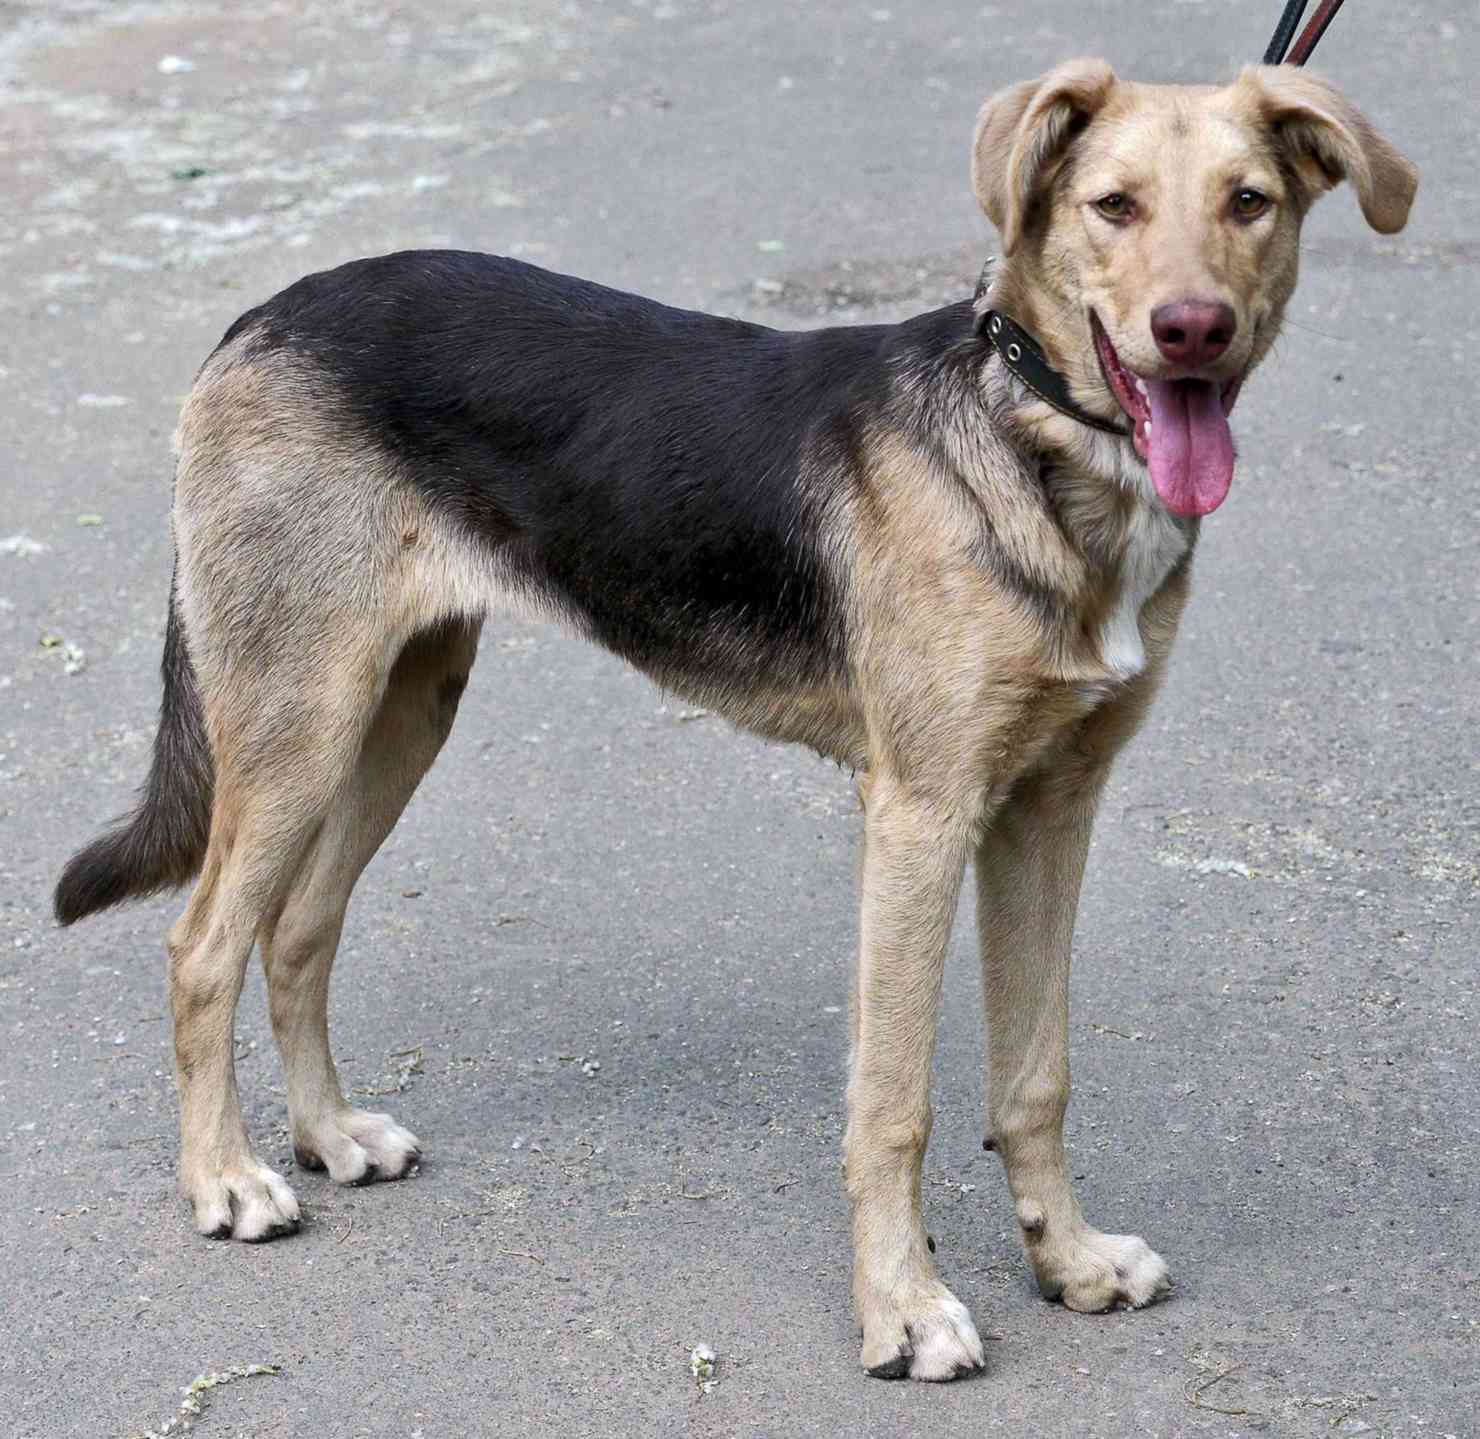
[867,1353,912,1381]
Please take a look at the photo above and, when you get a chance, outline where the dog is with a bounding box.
[56,60,1415,1381]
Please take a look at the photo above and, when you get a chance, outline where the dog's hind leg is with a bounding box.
[166,635,398,1241]
[258,618,480,1185]
[162,359,473,1237]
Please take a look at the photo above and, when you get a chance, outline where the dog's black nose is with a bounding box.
[1150,300,1237,369]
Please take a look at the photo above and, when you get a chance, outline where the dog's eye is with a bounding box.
[1232,188,1270,221]
[1093,193,1134,222]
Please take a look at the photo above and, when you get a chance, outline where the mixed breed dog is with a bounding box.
[57,60,1415,1381]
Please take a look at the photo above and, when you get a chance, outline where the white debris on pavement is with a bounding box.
[689,1343,717,1392]
[128,1363,279,1439]
[0,534,47,556]
[1154,852,1255,879]
[39,634,86,675]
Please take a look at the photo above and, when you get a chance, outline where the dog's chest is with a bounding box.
[1094,504,1187,680]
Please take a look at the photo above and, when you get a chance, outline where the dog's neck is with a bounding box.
[951,281,1196,652]
[975,270,1123,451]
[975,322,1146,500]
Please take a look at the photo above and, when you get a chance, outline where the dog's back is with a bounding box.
[218,251,907,688]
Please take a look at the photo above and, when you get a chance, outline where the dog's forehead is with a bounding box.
[1083,83,1271,180]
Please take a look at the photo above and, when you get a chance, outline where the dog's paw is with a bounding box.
[292,1108,421,1186]
[1027,1217,1170,1313]
[183,1158,302,1242]
[858,1280,987,1382]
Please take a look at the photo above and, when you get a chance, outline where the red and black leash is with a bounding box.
[1263,0,1349,66]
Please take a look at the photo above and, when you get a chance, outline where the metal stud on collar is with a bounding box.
[976,305,1131,439]
[970,253,1127,438]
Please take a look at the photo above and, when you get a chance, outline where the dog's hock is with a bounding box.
[1242,65,1418,234]
[971,57,1118,255]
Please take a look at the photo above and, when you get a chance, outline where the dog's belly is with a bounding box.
[668,677,868,766]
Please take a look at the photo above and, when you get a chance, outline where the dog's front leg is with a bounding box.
[846,771,985,1381]
[975,764,1171,1312]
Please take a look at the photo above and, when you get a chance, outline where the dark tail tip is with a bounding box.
[54,576,213,925]
[54,829,148,925]
[54,771,212,925]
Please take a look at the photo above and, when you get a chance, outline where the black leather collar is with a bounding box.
[971,260,1130,440]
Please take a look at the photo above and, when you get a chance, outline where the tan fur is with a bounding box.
[837,408,1192,1372]
[973,63,1416,451]
[837,63,1411,1377]
[164,354,492,1236]
[130,62,1415,1380]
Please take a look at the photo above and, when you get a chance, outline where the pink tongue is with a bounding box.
[1144,379,1234,517]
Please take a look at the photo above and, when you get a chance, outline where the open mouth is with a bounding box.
[1091,312,1245,519]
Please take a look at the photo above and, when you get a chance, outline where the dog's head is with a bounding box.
[971,61,1417,517]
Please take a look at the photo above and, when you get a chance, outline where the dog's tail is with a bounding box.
[54,570,214,925]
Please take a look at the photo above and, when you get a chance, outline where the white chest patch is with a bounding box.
[1097,505,1188,679]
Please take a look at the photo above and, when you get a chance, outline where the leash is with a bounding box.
[1264,0,1348,66]
[975,0,1351,437]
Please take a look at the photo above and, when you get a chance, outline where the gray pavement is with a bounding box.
[2,2,1476,1435]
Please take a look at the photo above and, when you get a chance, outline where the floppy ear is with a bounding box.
[971,58,1117,255]
[1241,65,1417,234]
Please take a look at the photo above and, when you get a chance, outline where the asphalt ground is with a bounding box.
[1,2,1476,1435]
